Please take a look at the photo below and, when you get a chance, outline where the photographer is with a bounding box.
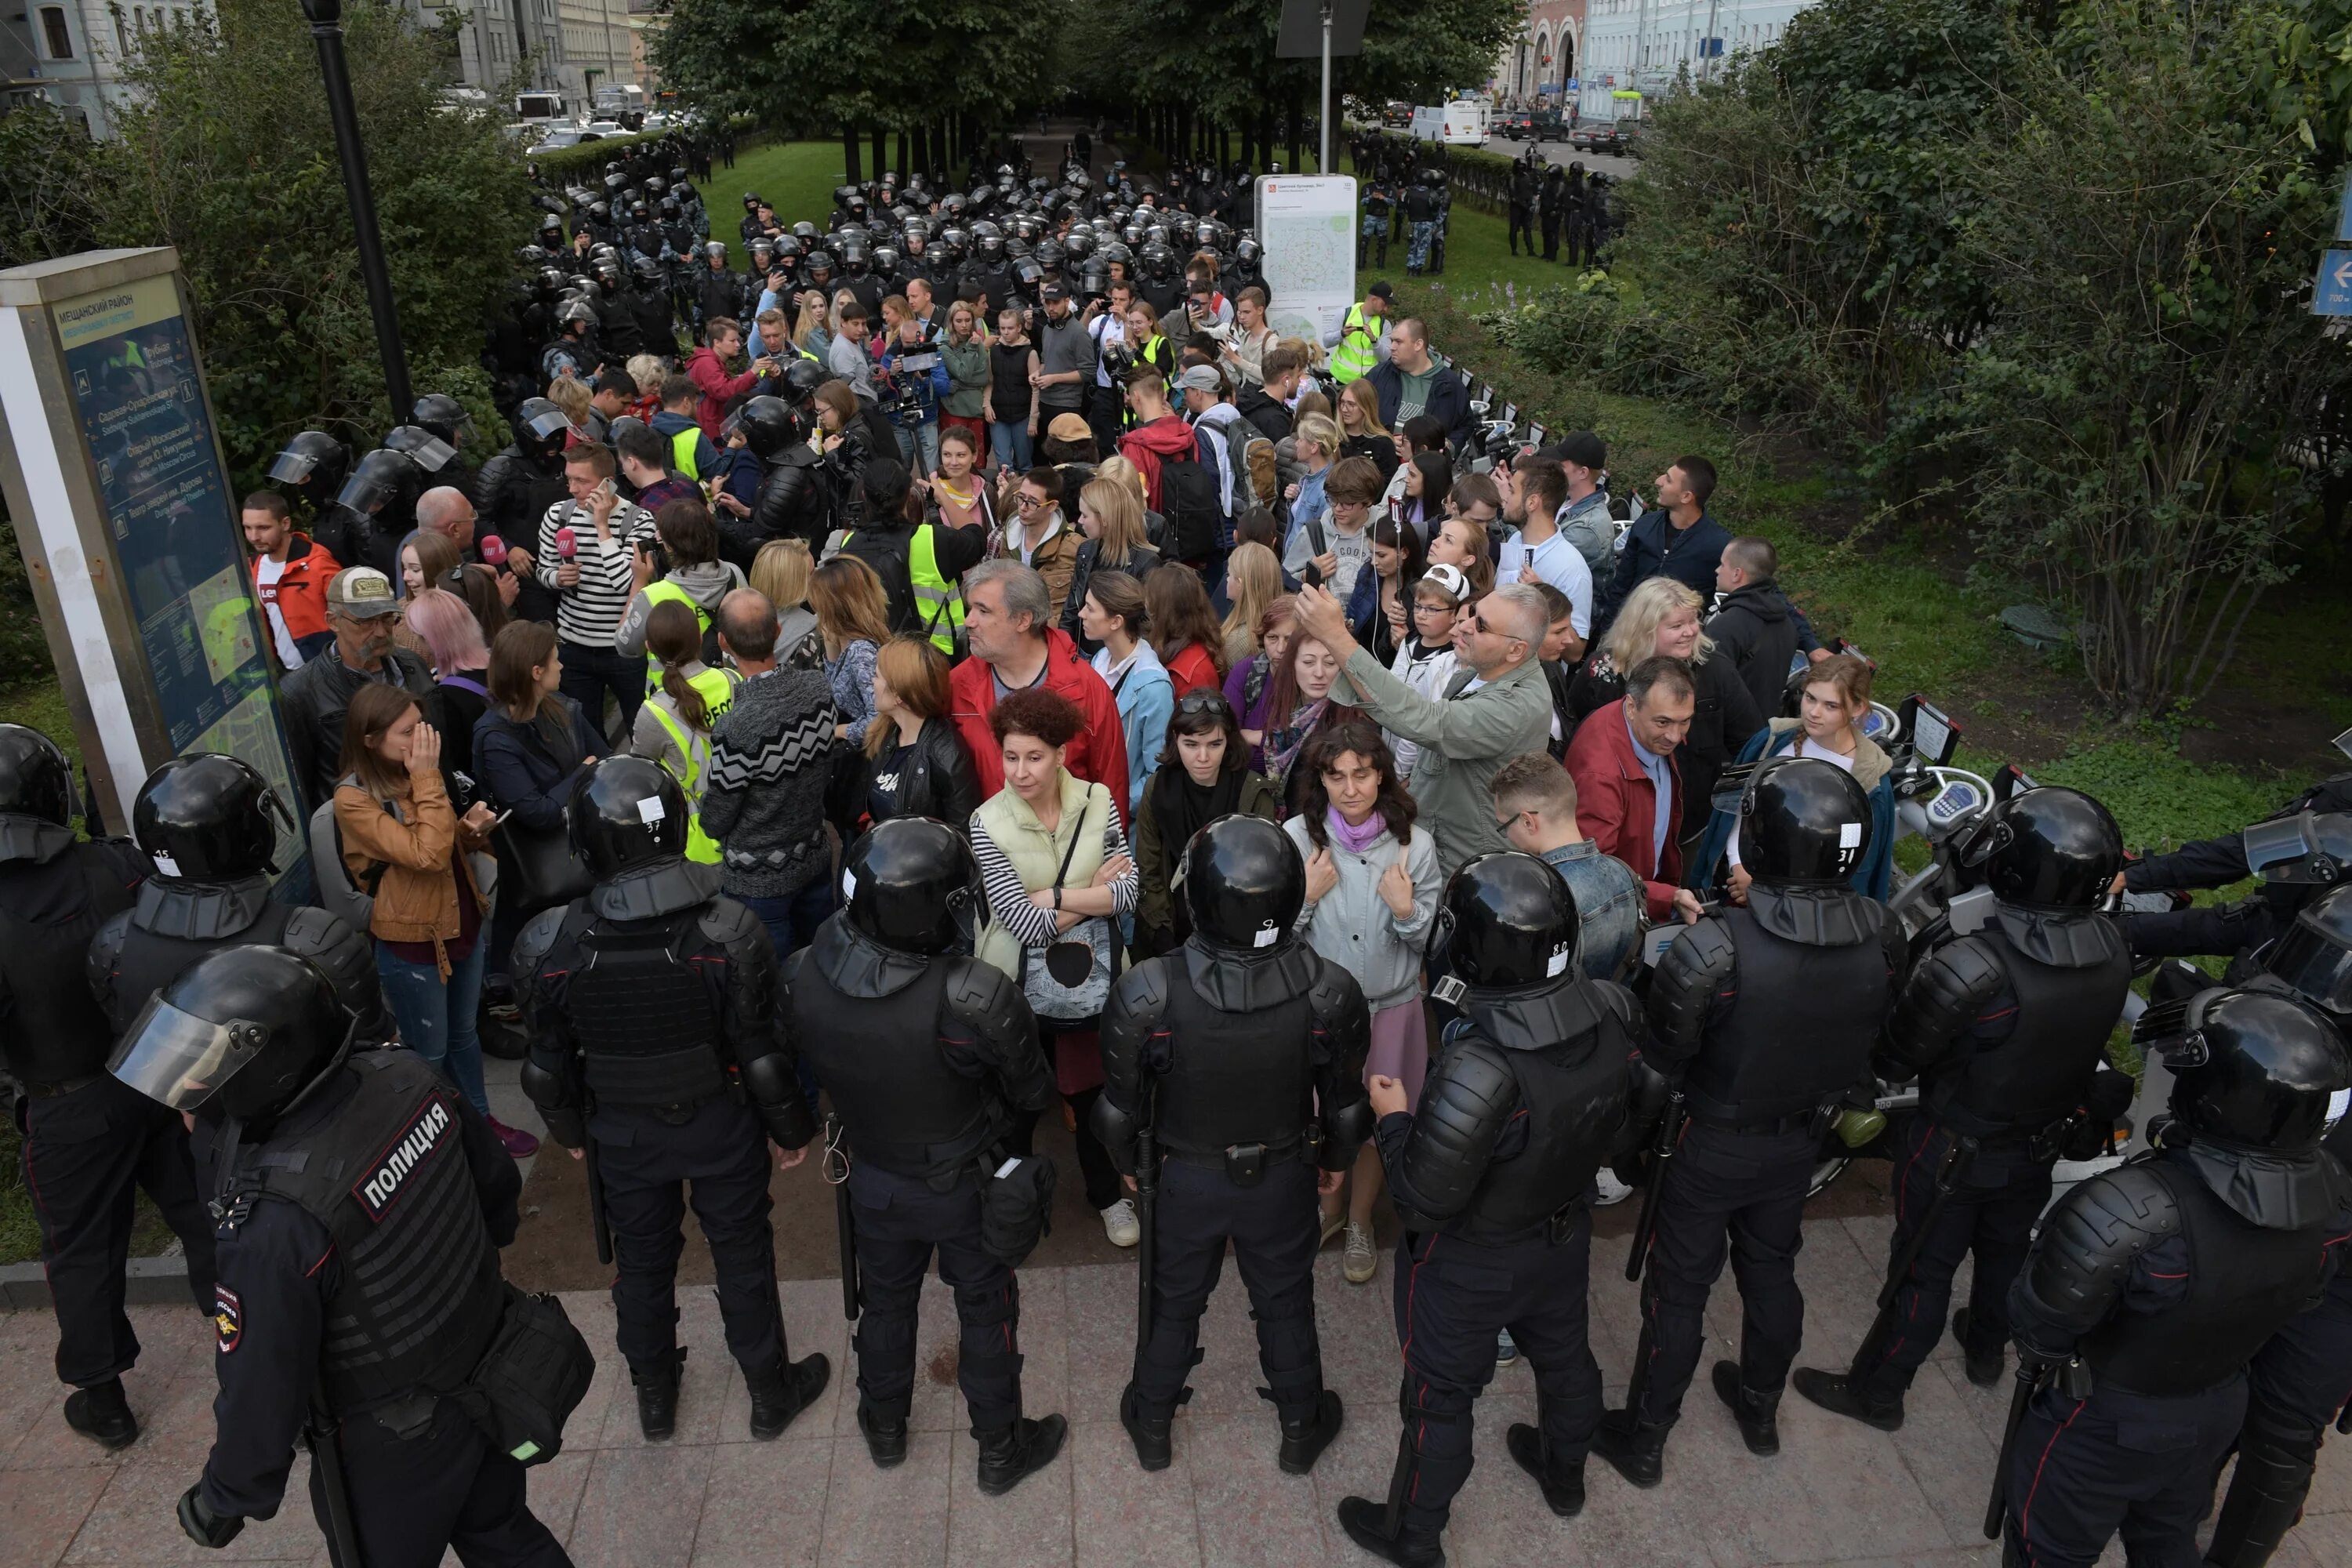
[880,299,950,477]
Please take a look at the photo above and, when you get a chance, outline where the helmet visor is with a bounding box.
[2268,922,2352,1017]
[396,433,456,472]
[2245,814,2330,883]
[267,449,318,484]
[107,995,263,1111]
[522,408,574,444]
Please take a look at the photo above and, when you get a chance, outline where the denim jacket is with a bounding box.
[1541,838,1645,983]
[1556,487,1617,583]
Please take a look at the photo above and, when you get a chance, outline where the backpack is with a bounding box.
[1218,417,1274,514]
[1159,452,1223,564]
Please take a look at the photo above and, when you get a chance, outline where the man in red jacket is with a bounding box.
[686,318,779,441]
[949,560,1130,822]
[1114,372,1199,511]
[1563,655,1703,924]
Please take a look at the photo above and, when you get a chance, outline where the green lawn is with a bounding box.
[716,140,869,272]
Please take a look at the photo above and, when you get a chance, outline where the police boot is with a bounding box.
[1504,1423,1585,1517]
[1953,1309,2005,1389]
[855,1402,907,1468]
[2204,1403,2317,1568]
[1791,1367,1904,1432]
[63,1377,138,1451]
[1276,1388,1344,1476]
[633,1352,682,1441]
[975,1413,1068,1497]
[1334,1497,1446,1568]
[1711,1360,1780,1455]
[1591,1406,1671,1489]
[1120,1384,1172,1472]
[746,1353,831,1440]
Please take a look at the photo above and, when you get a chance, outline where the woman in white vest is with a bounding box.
[971,687,1142,1247]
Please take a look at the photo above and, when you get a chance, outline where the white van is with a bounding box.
[1410,101,1490,147]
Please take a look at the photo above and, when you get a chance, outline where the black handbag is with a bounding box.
[493,818,593,913]
[978,1150,1059,1267]
[456,1285,597,1467]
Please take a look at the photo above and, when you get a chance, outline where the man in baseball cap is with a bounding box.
[276,567,437,808]
[1537,430,1614,580]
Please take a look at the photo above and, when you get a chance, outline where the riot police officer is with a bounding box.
[1094,816,1371,1475]
[2202,887,2352,1567]
[1996,989,2352,1567]
[113,947,575,1566]
[2121,763,2352,962]
[267,430,367,569]
[785,818,1069,1494]
[0,724,214,1449]
[1335,853,1659,1568]
[1795,786,2135,1428]
[1596,757,1905,1484]
[89,754,393,1049]
[727,391,832,562]
[514,757,826,1441]
[474,398,572,622]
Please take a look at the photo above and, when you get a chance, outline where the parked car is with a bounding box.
[1381,100,1413,128]
[1498,111,1537,140]
[527,129,584,155]
[1568,122,1629,156]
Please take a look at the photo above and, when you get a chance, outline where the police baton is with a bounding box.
[824,1115,859,1322]
[1133,1076,1160,1348]
[1624,1089,1686,1283]
[1849,1132,1976,1381]
[1984,1356,2063,1540]
[305,1385,367,1568]
[581,1136,613,1267]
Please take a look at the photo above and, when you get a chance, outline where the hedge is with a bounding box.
[530,116,761,181]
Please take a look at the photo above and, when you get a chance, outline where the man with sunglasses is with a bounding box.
[1292,581,1554,874]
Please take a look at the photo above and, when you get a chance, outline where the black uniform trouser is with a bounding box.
[1631,1120,1814,1426]
[1085,383,1123,463]
[2123,902,2280,965]
[2214,1274,2352,1561]
[846,1161,1023,1432]
[1508,205,1534,254]
[1129,1156,1324,1425]
[328,1399,570,1568]
[1856,1114,2049,1401]
[1388,1213,1601,1537]
[2002,1376,2242,1568]
[17,1074,217,1386]
[593,1097,785,1377]
[1541,216,1562,260]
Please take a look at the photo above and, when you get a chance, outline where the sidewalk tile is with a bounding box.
[687,1437,829,1568]
[1883,1356,2002,1548]
[815,1425,949,1568]
[1071,1417,1200,1568]
[1181,1414,1327,1568]
[946,1424,1073,1567]
[520,1447,593,1549]
[61,1456,319,1563]
[1697,1385,1951,1566]
[3,1365,178,1472]
[565,1445,713,1568]
[1011,1267,1071,1426]
[0,1465,111,1568]
[1062,1261,1140,1425]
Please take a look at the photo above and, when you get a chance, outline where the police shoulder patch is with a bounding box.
[214,1287,241,1354]
[351,1093,457,1223]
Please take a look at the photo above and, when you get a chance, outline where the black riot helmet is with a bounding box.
[1976,786,2124,911]
[0,722,73,828]
[267,430,350,505]
[336,448,423,516]
[1182,815,1305,953]
[2264,884,2352,1021]
[109,946,354,1126]
[844,817,981,955]
[383,424,457,474]
[1738,757,1874,887]
[1432,852,1579,990]
[2160,987,2351,1152]
[411,393,476,447]
[568,756,688,879]
[735,394,804,458]
[132,754,292,882]
[513,396,572,457]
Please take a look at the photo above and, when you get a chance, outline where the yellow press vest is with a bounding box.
[639,579,712,693]
[1330,305,1378,384]
[640,664,736,865]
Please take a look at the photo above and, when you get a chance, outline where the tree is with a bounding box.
[100,0,532,481]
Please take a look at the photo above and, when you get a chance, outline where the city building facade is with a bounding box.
[1577,0,1815,121]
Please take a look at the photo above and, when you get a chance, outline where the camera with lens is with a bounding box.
[1100,340,1138,379]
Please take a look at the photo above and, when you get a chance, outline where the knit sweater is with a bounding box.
[699,664,839,898]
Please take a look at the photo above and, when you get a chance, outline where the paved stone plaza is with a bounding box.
[5,1207,2349,1567]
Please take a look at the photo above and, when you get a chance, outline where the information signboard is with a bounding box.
[1254,175,1359,346]
[0,248,303,873]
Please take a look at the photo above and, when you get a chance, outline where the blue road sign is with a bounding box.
[2316,251,2352,316]
[2337,177,2352,243]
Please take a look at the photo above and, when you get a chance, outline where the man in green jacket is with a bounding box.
[1291,582,1555,873]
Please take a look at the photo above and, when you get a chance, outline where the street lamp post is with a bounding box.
[297,0,412,417]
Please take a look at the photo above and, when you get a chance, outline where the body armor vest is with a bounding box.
[224,1052,504,1414]
[793,958,996,1179]
[561,905,729,1111]
[1450,982,1638,1241]
[105,895,297,1036]
[1154,966,1317,1160]
[1690,904,1888,1125]
[0,848,136,1083]
[2081,1159,2334,1397]
[1929,920,2132,1138]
